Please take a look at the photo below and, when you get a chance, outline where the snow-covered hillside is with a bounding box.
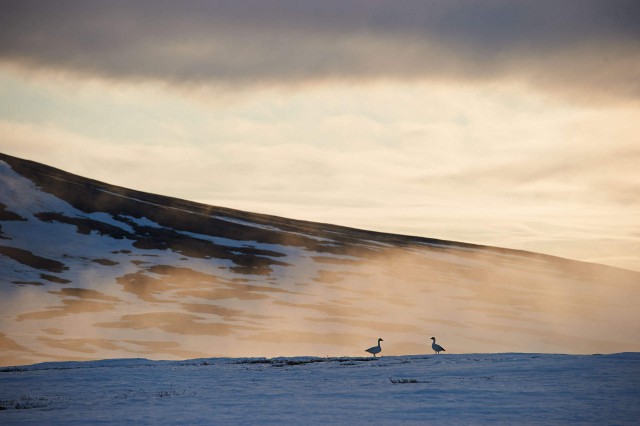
[1,353,639,425]
[1,152,639,367]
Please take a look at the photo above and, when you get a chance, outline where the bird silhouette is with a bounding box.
[365,338,383,357]
[431,337,445,354]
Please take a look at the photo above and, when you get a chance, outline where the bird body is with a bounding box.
[431,337,445,354]
[365,338,383,357]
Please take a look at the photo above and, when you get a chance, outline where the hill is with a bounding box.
[1,152,639,366]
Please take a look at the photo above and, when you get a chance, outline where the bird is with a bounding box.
[365,338,383,357]
[431,337,445,354]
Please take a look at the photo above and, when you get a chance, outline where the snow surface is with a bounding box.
[1,353,639,425]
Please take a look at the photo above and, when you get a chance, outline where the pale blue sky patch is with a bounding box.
[0,67,210,146]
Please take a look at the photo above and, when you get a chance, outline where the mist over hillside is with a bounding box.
[1,152,639,367]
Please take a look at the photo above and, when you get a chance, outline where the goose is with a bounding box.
[365,338,383,357]
[431,337,445,354]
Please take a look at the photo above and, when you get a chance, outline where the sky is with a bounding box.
[1,0,639,271]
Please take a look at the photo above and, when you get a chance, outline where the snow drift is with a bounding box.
[1,353,639,425]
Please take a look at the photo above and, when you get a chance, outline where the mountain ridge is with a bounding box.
[1,152,629,271]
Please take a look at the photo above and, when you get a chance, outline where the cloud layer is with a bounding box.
[2,0,639,101]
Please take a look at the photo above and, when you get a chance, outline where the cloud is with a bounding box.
[1,58,639,271]
[1,1,639,102]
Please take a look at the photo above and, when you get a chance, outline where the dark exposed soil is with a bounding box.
[0,246,67,273]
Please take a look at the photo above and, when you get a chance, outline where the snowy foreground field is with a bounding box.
[1,353,639,425]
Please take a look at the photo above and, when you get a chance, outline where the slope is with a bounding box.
[1,152,639,366]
